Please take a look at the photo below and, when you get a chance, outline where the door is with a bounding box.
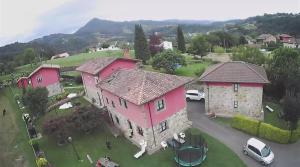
[248,145,262,161]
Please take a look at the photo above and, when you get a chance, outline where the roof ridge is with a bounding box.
[137,71,147,104]
[244,63,269,83]
[200,62,226,80]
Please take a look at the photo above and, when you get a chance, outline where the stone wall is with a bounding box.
[46,82,64,97]
[84,86,104,108]
[106,106,191,154]
[204,83,263,119]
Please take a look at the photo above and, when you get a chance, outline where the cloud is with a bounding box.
[0,0,299,46]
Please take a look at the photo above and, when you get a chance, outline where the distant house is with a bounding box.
[278,34,298,48]
[98,69,192,154]
[51,52,69,60]
[17,64,64,96]
[199,61,269,120]
[76,57,140,107]
[256,34,276,44]
[160,41,173,50]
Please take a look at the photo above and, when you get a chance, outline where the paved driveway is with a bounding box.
[187,101,300,167]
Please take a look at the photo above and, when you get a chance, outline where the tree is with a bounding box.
[134,24,150,63]
[239,36,248,45]
[283,97,299,131]
[101,43,110,49]
[232,46,265,65]
[177,26,186,53]
[151,50,186,74]
[70,106,102,134]
[188,35,210,58]
[43,116,70,145]
[23,48,36,68]
[149,32,163,55]
[23,87,49,115]
[36,158,49,167]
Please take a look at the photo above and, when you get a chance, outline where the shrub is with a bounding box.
[213,46,225,54]
[258,122,291,144]
[194,68,206,77]
[231,115,260,136]
[36,158,48,167]
[290,126,300,143]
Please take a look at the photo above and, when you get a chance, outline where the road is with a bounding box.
[187,101,300,167]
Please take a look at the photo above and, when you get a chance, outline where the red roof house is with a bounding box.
[77,56,192,153]
[200,61,269,119]
[17,64,63,96]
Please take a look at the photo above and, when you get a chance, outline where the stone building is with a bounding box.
[199,61,269,120]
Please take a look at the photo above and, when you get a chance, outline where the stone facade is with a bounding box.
[83,86,104,108]
[204,83,263,120]
[106,106,191,154]
[46,82,64,97]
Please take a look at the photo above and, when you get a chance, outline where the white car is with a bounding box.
[243,138,274,165]
[186,90,205,101]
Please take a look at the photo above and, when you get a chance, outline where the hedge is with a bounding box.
[258,122,291,144]
[290,127,300,143]
[231,115,260,136]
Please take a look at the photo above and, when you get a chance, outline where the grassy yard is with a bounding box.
[175,62,211,77]
[38,126,246,167]
[263,101,289,130]
[0,88,36,167]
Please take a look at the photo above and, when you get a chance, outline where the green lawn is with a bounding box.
[175,62,211,77]
[38,127,246,167]
[264,101,289,130]
[0,88,36,167]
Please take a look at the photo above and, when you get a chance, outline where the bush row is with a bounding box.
[231,115,260,136]
[231,115,300,144]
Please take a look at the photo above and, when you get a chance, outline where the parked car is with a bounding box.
[186,90,205,101]
[243,138,274,165]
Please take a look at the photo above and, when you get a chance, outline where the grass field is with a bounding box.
[264,101,288,130]
[0,88,36,167]
[38,125,246,167]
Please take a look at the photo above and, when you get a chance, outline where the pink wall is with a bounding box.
[99,59,137,79]
[30,68,60,88]
[146,86,186,126]
[17,78,28,88]
[102,86,186,128]
[102,90,148,128]
[81,72,98,89]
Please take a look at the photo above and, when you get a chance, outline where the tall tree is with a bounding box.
[188,35,210,58]
[23,87,49,115]
[134,24,150,63]
[177,26,186,53]
[283,97,299,132]
[23,48,36,68]
[149,32,163,55]
[232,46,265,65]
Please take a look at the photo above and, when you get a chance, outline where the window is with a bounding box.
[115,116,120,125]
[106,98,109,104]
[119,98,128,109]
[156,99,165,111]
[37,76,42,83]
[137,126,143,136]
[160,120,168,132]
[234,101,238,108]
[248,145,261,156]
[233,83,239,92]
[111,100,115,108]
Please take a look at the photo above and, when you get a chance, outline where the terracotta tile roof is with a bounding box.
[76,57,140,75]
[76,57,117,75]
[199,61,269,84]
[256,34,274,40]
[98,69,193,105]
[28,64,60,78]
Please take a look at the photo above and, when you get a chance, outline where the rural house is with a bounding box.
[256,34,276,45]
[277,34,298,48]
[98,69,192,154]
[76,57,140,108]
[17,64,63,96]
[199,61,269,120]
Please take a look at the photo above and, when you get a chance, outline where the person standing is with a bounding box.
[2,109,6,117]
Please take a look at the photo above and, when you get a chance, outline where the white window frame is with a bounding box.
[234,101,238,108]
[233,83,239,92]
[156,99,165,111]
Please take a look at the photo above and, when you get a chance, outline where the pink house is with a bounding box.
[200,61,269,119]
[76,57,140,107]
[98,69,192,153]
[17,64,64,96]
[77,56,192,153]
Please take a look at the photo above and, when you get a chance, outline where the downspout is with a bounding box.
[207,84,210,113]
[147,103,157,147]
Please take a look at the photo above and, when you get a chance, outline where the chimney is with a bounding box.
[123,48,131,59]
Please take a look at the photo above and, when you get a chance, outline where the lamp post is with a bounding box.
[67,136,81,161]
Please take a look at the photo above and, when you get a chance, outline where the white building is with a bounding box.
[160,41,173,50]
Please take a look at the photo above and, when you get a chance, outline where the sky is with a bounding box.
[0,0,299,46]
